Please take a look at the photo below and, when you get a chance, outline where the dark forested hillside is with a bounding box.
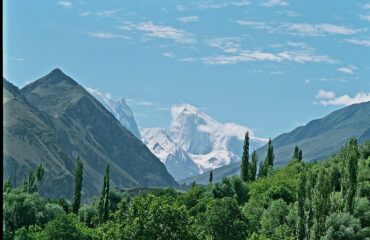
[3,69,178,200]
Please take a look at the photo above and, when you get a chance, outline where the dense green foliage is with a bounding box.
[3,140,369,239]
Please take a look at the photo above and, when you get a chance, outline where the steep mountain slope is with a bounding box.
[4,69,178,200]
[141,104,267,180]
[86,88,141,139]
[180,101,370,185]
[3,79,75,199]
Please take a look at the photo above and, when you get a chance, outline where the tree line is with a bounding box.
[3,137,370,240]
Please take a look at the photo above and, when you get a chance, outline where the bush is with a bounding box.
[323,212,361,240]
[260,199,289,238]
[204,197,247,240]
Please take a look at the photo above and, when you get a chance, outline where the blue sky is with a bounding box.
[3,0,370,138]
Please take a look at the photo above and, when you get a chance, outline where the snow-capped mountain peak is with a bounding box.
[141,103,268,179]
[86,88,140,138]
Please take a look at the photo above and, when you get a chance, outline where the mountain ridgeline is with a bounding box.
[180,101,370,185]
[3,69,178,200]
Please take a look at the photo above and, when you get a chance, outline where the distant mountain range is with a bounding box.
[3,69,178,200]
[179,101,370,185]
[5,68,369,195]
[140,104,268,180]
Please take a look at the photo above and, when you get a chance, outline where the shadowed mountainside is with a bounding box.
[3,69,178,200]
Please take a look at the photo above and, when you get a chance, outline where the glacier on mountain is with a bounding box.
[141,104,268,180]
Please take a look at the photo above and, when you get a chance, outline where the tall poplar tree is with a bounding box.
[250,150,258,181]
[36,163,44,183]
[257,161,264,178]
[306,169,315,239]
[298,149,303,162]
[241,131,249,182]
[313,169,330,240]
[71,157,83,214]
[266,138,274,167]
[293,146,299,160]
[343,138,359,214]
[209,170,213,183]
[261,138,274,177]
[99,163,110,223]
[297,163,306,240]
[103,164,110,221]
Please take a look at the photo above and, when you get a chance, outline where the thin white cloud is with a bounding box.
[8,56,24,61]
[270,71,283,75]
[360,15,370,21]
[261,0,289,7]
[57,1,72,8]
[235,21,362,36]
[345,39,370,47]
[135,22,197,44]
[80,12,91,16]
[197,1,228,9]
[315,92,370,106]
[235,20,272,30]
[136,100,154,106]
[163,52,176,58]
[4,54,24,61]
[276,10,300,17]
[337,67,354,74]
[177,16,199,23]
[176,5,187,11]
[88,32,131,40]
[80,9,122,17]
[181,49,336,65]
[305,79,310,84]
[205,37,241,53]
[117,25,133,31]
[317,24,362,35]
[287,41,309,48]
[363,4,370,9]
[283,23,362,36]
[231,1,251,6]
[126,98,154,106]
[96,9,122,17]
[156,107,170,111]
[316,90,335,99]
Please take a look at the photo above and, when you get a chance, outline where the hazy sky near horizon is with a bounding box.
[3,0,370,138]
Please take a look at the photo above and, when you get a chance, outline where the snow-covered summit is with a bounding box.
[141,104,268,179]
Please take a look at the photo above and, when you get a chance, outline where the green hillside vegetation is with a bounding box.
[181,101,370,185]
[3,69,178,200]
[3,140,369,240]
